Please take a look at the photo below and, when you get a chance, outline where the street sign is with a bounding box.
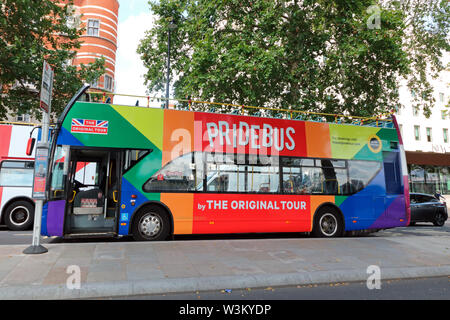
[40,60,54,113]
[31,142,49,200]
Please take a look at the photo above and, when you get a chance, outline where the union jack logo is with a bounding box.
[71,118,109,135]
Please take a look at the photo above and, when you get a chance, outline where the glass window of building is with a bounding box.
[409,165,450,195]
[413,106,419,116]
[425,166,439,194]
[441,110,447,120]
[443,128,448,143]
[104,75,113,91]
[409,165,425,194]
[87,19,100,36]
[91,78,99,88]
[426,127,432,142]
[439,92,445,103]
[16,114,30,122]
[414,125,420,141]
[439,167,450,195]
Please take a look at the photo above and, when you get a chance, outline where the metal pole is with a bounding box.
[165,28,171,109]
[23,117,49,255]
[23,63,52,255]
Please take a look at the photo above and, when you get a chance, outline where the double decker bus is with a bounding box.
[0,123,39,231]
[41,85,410,240]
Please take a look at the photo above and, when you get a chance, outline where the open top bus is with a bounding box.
[40,85,410,240]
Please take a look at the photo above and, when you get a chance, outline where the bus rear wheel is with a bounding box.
[312,207,343,238]
[4,200,34,231]
[131,205,170,241]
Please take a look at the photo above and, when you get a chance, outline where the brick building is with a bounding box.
[6,0,119,123]
[63,0,119,93]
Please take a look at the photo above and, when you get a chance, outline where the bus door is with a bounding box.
[64,149,122,236]
[383,151,404,224]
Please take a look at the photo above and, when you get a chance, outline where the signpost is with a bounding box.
[39,60,53,113]
[24,61,53,255]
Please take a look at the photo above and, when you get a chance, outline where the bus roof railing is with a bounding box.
[90,90,394,127]
[0,121,39,126]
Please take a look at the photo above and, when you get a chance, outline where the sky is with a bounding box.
[114,0,158,106]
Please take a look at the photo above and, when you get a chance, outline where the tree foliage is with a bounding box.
[0,0,105,120]
[138,0,449,117]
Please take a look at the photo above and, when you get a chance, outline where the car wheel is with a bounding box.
[4,200,34,231]
[433,212,446,227]
[312,207,343,238]
[131,205,170,241]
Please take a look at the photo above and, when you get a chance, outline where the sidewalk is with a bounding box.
[0,235,449,299]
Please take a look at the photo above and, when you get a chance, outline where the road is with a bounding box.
[0,220,449,245]
[109,276,449,300]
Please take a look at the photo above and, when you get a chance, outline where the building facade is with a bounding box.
[5,0,119,123]
[396,53,450,197]
[66,0,119,93]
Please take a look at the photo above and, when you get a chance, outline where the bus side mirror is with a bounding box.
[26,137,36,156]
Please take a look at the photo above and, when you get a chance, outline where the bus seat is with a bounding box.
[323,180,338,194]
[259,183,270,193]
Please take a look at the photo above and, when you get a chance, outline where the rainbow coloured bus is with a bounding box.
[41,85,410,240]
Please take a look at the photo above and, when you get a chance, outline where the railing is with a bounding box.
[0,121,39,126]
[91,91,395,127]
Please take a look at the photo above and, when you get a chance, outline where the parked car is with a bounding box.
[409,193,448,226]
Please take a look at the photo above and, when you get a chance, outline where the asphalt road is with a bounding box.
[108,276,450,300]
[0,220,449,245]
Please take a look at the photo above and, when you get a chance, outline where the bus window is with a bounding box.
[74,162,99,186]
[318,159,348,195]
[247,165,279,193]
[50,145,70,199]
[282,157,348,195]
[124,149,150,171]
[0,161,34,187]
[206,163,246,193]
[143,152,197,192]
[282,166,304,194]
[348,160,381,193]
[383,152,402,194]
[282,157,314,167]
[206,153,244,193]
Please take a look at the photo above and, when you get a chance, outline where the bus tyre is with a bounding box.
[131,205,170,241]
[4,200,34,231]
[312,207,343,238]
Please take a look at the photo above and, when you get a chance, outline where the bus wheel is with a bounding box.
[312,207,343,238]
[4,200,34,231]
[131,205,170,241]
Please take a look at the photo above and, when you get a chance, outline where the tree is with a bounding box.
[0,0,105,120]
[138,0,449,118]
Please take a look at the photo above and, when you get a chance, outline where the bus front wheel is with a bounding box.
[312,207,343,238]
[131,205,171,241]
